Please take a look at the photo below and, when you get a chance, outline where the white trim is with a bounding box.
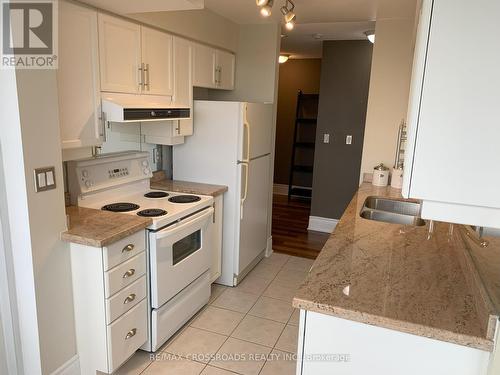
[50,355,80,375]
[265,236,273,257]
[273,184,288,195]
[308,216,338,233]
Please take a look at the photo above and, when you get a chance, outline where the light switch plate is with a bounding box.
[34,167,56,192]
[323,134,330,144]
[346,135,353,145]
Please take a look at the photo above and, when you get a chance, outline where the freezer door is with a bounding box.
[237,155,270,274]
[239,103,274,161]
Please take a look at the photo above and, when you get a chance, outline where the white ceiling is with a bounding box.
[81,0,205,14]
[204,0,378,58]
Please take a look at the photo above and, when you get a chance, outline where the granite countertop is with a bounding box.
[293,183,498,351]
[61,206,152,247]
[151,178,228,197]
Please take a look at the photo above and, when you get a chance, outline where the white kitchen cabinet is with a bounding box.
[215,49,235,90]
[70,231,148,374]
[98,13,142,94]
[402,0,500,227]
[193,43,216,88]
[193,43,235,90]
[58,1,102,149]
[141,27,173,96]
[173,37,194,136]
[210,195,223,283]
[297,310,491,375]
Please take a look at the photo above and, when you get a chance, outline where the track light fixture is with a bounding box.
[256,0,296,29]
[280,0,296,30]
[258,0,274,17]
[365,30,375,44]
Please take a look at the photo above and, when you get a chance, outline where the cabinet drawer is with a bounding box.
[106,276,147,324]
[105,252,146,298]
[103,231,145,271]
[107,299,147,373]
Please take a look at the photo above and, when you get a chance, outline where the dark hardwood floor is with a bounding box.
[272,194,330,259]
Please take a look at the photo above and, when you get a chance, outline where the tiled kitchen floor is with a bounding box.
[116,252,313,375]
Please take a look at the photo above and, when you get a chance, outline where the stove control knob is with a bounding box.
[82,170,89,178]
[142,160,149,167]
[85,180,91,188]
[143,168,151,175]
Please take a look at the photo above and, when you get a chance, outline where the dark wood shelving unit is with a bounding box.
[288,90,319,200]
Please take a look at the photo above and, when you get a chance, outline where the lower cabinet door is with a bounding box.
[105,276,147,324]
[107,299,148,373]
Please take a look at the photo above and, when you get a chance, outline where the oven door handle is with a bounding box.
[154,207,214,240]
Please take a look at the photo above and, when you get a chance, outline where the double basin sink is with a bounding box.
[360,196,426,226]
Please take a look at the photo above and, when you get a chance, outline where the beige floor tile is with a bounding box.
[260,349,296,375]
[273,269,308,289]
[235,272,272,295]
[164,327,227,363]
[248,296,294,323]
[114,350,153,375]
[260,253,290,267]
[287,256,314,267]
[247,262,281,281]
[282,259,313,273]
[190,306,244,335]
[209,284,228,304]
[275,325,299,354]
[200,365,238,374]
[231,315,285,347]
[143,355,205,375]
[288,309,300,326]
[209,337,271,375]
[263,282,297,303]
[211,288,260,313]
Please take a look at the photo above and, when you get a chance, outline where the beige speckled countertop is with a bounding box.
[151,178,228,197]
[61,206,152,247]
[293,183,498,351]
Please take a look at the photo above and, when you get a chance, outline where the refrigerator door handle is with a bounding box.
[242,105,251,163]
[240,162,249,220]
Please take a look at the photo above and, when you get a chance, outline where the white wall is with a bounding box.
[359,0,419,181]
[0,68,78,374]
[129,8,239,52]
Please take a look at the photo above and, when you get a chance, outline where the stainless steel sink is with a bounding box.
[360,196,425,226]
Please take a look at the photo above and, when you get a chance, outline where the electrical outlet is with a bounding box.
[346,135,353,145]
[323,133,330,144]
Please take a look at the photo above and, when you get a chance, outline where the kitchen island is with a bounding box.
[293,183,499,375]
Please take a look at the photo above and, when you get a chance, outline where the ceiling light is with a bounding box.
[256,0,269,6]
[280,0,296,30]
[285,17,295,30]
[279,54,290,64]
[365,30,375,44]
[260,0,274,17]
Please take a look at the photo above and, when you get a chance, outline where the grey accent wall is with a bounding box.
[311,41,373,220]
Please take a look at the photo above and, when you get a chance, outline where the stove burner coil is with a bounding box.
[137,208,168,217]
[101,203,140,212]
[168,195,202,204]
[144,191,169,199]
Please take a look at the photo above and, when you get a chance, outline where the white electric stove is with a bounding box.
[68,151,214,351]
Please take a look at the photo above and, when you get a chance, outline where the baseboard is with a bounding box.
[265,236,273,257]
[51,355,80,375]
[273,184,288,195]
[308,216,338,233]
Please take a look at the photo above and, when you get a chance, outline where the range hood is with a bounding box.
[102,93,190,122]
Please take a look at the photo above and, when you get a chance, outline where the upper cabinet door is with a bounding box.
[141,26,173,96]
[98,13,141,94]
[404,0,500,209]
[58,1,102,149]
[193,43,216,88]
[215,50,235,90]
[173,37,193,108]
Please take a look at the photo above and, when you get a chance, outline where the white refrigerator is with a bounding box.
[173,100,274,286]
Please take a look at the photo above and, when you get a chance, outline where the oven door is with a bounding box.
[149,207,214,309]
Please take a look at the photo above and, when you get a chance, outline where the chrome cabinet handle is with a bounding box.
[123,293,136,304]
[144,63,150,90]
[122,269,135,279]
[122,244,135,253]
[138,64,144,89]
[125,328,137,340]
